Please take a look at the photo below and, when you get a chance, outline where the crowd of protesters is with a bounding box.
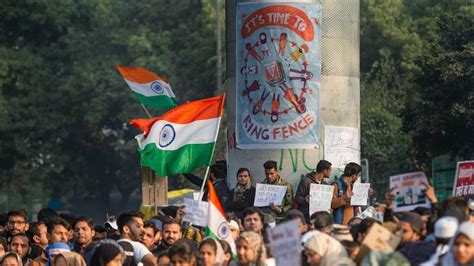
[0,160,473,266]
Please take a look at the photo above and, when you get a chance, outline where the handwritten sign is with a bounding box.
[351,183,370,206]
[254,183,287,207]
[182,198,208,227]
[267,220,301,266]
[324,125,360,168]
[309,184,334,216]
[453,160,474,197]
[389,172,431,212]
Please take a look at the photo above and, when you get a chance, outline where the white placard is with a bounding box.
[351,183,370,206]
[267,220,301,266]
[193,192,201,201]
[253,183,287,207]
[182,198,209,227]
[389,172,431,212]
[324,125,360,168]
[309,183,334,216]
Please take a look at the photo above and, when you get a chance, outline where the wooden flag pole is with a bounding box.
[141,103,153,118]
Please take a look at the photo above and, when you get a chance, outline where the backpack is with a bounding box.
[118,240,137,266]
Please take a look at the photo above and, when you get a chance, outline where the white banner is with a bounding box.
[182,198,209,227]
[267,220,301,266]
[309,183,334,216]
[351,183,370,206]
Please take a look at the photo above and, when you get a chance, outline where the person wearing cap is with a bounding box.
[258,160,294,223]
[420,216,459,265]
[441,221,474,266]
[398,212,436,265]
[295,160,332,221]
[225,168,256,219]
[331,162,362,225]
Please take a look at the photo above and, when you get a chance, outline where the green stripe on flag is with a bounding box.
[139,142,215,176]
[134,92,177,110]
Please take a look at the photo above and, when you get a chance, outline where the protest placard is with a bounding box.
[267,220,301,266]
[452,160,474,197]
[389,172,431,212]
[309,184,334,216]
[354,223,400,264]
[324,125,360,168]
[182,198,208,227]
[351,183,370,206]
[254,184,287,207]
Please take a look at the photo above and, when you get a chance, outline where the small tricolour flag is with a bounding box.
[130,95,225,176]
[206,180,237,255]
[116,65,177,111]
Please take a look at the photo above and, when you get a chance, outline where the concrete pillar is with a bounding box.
[225,0,360,189]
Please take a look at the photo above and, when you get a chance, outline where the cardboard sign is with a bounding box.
[267,220,301,266]
[354,223,400,264]
[182,198,209,227]
[389,172,431,212]
[351,183,370,206]
[309,183,334,216]
[453,160,474,197]
[254,183,287,207]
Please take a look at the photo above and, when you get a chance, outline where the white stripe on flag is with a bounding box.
[125,79,175,97]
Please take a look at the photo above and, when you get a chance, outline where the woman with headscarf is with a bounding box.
[234,231,266,266]
[441,221,474,266]
[89,242,123,266]
[1,252,23,266]
[304,232,354,266]
[199,237,225,266]
[225,168,256,218]
[53,252,87,266]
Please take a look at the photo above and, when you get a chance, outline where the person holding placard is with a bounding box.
[295,160,332,221]
[331,162,361,225]
[258,161,294,223]
[225,168,256,218]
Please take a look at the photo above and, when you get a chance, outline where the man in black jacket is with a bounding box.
[295,160,332,221]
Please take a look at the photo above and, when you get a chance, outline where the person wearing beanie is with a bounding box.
[332,224,353,242]
[420,216,459,266]
[441,221,474,266]
[397,212,424,244]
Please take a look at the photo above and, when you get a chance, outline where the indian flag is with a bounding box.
[116,65,177,110]
[206,180,237,255]
[130,95,225,176]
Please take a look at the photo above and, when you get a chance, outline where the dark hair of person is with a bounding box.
[73,216,94,230]
[0,213,7,226]
[28,221,45,239]
[236,168,251,177]
[117,211,145,234]
[162,218,182,231]
[219,239,232,258]
[441,197,469,219]
[47,217,71,234]
[0,236,7,251]
[340,240,359,255]
[263,160,278,170]
[350,224,361,243]
[144,221,158,235]
[58,213,76,228]
[199,238,217,253]
[157,250,170,260]
[311,211,333,231]
[241,207,264,225]
[90,242,122,266]
[94,225,107,234]
[10,232,30,245]
[210,160,227,179]
[343,162,362,177]
[225,213,240,225]
[37,208,58,224]
[358,218,381,235]
[168,239,197,263]
[316,160,332,173]
[7,209,28,222]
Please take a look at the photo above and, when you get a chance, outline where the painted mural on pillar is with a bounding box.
[236,3,321,149]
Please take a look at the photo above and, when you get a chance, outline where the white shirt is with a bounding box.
[118,238,152,264]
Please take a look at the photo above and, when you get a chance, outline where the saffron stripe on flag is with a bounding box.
[116,65,168,84]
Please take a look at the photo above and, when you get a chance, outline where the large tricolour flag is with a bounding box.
[116,65,177,111]
[206,180,237,255]
[130,95,225,176]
